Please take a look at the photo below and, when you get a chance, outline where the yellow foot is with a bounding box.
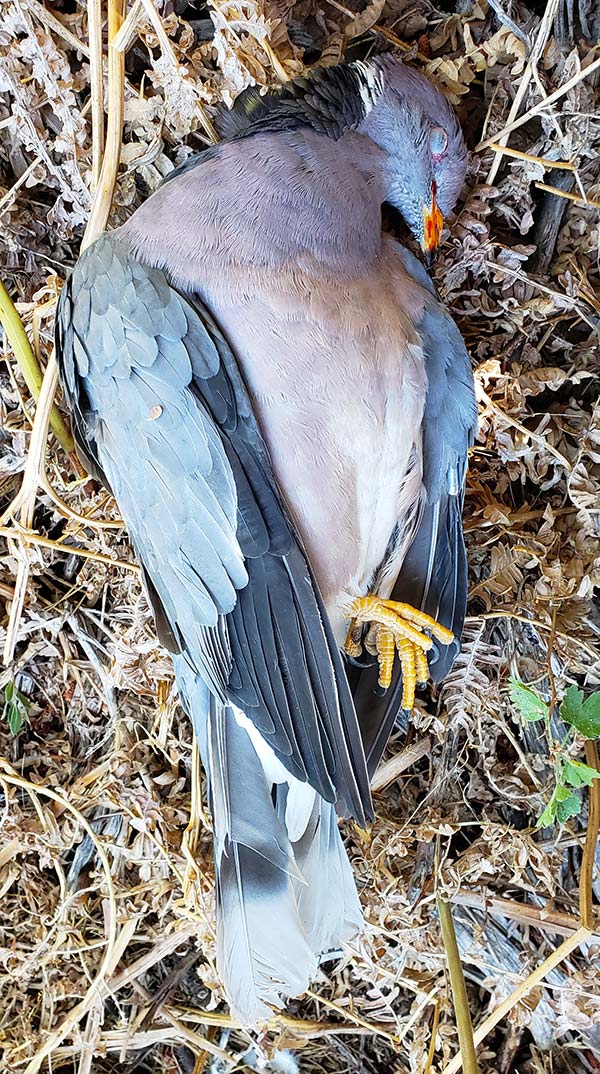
[344,595,454,712]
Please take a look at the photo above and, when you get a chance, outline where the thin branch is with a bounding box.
[139,0,179,64]
[28,0,91,56]
[111,0,144,51]
[485,0,560,184]
[40,471,124,530]
[580,740,600,931]
[424,998,441,1074]
[466,610,599,663]
[0,526,140,574]
[534,181,600,209]
[135,0,218,142]
[440,925,591,1074]
[437,898,480,1074]
[83,0,126,248]
[477,56,600,152]
[2,0,127,665]
[0,155,42,217]
[450,890,600,942]
[87,0,105,192]
[153,1008,233,1065]
[475,381,572,470]
[482,257,599,333]
[322,0,429,59]
[305,989,400,1048]
[371,737,431,792]
[2,358,61,664]
[486,0,530,46]
[486,142,577,170]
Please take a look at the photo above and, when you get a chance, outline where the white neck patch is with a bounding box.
[354,60,384,116]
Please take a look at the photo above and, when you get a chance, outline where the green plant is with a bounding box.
[2,680,30,736]
[509,680,600,827]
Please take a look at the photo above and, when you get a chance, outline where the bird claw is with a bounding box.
[345,650,377,669]
[343,594,454,712]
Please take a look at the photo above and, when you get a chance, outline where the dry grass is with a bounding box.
[1,0,600,1071]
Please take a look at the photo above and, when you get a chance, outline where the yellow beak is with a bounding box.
[422,182,444,263]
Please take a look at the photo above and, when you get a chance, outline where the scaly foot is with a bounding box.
[344,595,454,712]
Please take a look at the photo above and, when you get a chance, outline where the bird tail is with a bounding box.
[174,656,362,1025]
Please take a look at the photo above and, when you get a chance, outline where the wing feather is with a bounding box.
[352,245,477,773]
[55,231,371,822]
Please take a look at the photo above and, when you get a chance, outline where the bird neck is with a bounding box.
[120,127,392,292]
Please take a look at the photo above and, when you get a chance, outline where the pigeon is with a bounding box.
[55,54,477,1024]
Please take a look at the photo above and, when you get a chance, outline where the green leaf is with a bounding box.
[2,681,30,736]
[537,799,557,828]
[560,685,585,727]
[508,678,548,723]
[536,782,582,828]
[555,792,582,823]
[562,759,600,788]
[7,707,22,736]
[561,686,600,739]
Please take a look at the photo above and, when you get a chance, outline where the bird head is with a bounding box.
[357,57,467,263]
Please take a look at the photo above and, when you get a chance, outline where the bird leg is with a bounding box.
[343,595,454,712]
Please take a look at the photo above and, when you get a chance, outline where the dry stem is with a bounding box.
[475,381,572,470]
[580,740,600,931]
[2,357,61,664]
[437,897,479,1074]
[450,890,599,942]
[534,181,600,209]
[0,525,140,573]
[83,0,126,247]
[2,0,126,669]
[441,742,600,1074]
[304,989,400,1047]
[486,142,577,170]
[87,0,104,191]
[0,279,73,453]
[441,925,591,1074]
[485,0,560,184]
[371,737,430,792]
[0,762,118,1074]
[477,55,600,152]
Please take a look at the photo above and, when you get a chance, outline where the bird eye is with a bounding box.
[430,127,448,161]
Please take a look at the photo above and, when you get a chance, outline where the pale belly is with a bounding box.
[200,243,429,641]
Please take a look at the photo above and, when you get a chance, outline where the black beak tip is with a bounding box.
[424,248,438,270]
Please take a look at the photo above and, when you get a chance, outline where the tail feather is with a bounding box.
[174,654,362,1025]
[216,837,317,1024]
[290,796,362,955]
[208,698,316,1024]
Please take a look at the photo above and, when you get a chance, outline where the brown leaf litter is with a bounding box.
[1,0,600,1071]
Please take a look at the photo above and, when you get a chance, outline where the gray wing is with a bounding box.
[353,246,477,771]
[55,232,372,824]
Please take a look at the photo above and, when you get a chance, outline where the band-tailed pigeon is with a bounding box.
[55,55,477,1023]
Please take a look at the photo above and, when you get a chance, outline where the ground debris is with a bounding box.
[0,0,599,1071]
